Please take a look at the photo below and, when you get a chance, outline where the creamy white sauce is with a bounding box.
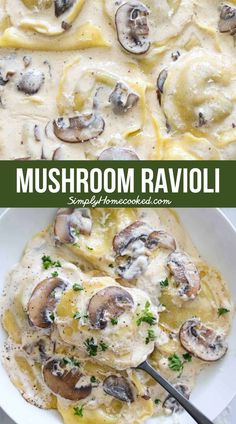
[0,0,236,159]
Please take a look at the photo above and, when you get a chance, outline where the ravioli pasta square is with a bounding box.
[1,208,233,424]
[0,0,236,159]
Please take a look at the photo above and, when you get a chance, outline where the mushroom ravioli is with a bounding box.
[0,208,233,424]
[1,0,236,159]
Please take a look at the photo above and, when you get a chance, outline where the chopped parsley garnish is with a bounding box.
[62,357,80,367]
[84,338,108,356]
[160,278,169,288]
[218,307,230,317]
[99,341,108,351]
[154,399,161,405]
[85,338,98,357]
[168,353,184,373]
[136,302,157,326]
[73,283,84,292]
[111,318,118,325]
[168,352,192,374]
[51,271,59,277]
[86,246,94,251]
[48,311,55,322]
[145,329,156,344]
[73,405,84,417]
[182,352,192,362]
[73,311,81,320]
[90,376,98,384]
[41,255,61,270]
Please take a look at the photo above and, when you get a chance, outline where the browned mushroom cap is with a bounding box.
[163,384,190,414]
[115,1,150,54]
[113,221,151,256]
[53,113,105,143]
[54,0,75,17]
[219,5,236,34]
[43,358,92,401]
[157,69,168,105]
[167,251,200,299]
[109,82,139,114]
[28,277,67,328]
[145,230,176,251]
[17,70,45,95]
[98,147,140,160]
[54,208,92,244]
[103,375,134,402]
[179,318,228,361]
[88,286,134,329]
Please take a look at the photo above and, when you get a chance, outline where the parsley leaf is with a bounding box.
[168,353,184,373]
[182,352,192,362]
[218,307,230,317]
[137,302,157,326]
[168,352,192,374]
[86,246,94,251]
[160,278,169,288]
[48,311,55,322]
[84,338,108,356]
[90,376,98,384]
[154,399,161,405]
[111,318,118,326]
[41,255,61,270]
[51,271,59,277]
[73,283,84,292]
[84,338,98,357]
[145,329,156,344]
[73,311,81,320]
[99,341,108,351]
[73,405,84,417]
[62,357,80,367]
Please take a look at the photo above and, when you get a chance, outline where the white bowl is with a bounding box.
[0,208,236,424]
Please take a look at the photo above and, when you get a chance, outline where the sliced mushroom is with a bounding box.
[219,5,236,34]
[103,375,134,402]
[109,82,139,114]
[98,146,139,160]
[52,147,64,160]
[145,230,176,251]
[88,286,134,329]
[115,1,150,54]
[179,318,228,361]
[23,337,55,362]
[163,384,190,414]
[0,73,9,86]
[113,221,151,257]
[167,251,200,299]
[54,0,75,17]
[115,253,149,280]
[17,70,45,95]
[113,221,152,280]
[43,358,92,401]
[157,69,168,105]
[28,277,67,328]
[53,113,105,143]
[54,208,92,244]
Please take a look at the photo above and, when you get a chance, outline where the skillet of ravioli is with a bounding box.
[0,0,236,160]
[1,208,233,424]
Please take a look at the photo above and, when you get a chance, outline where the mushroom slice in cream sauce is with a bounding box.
[0,208,233,424]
